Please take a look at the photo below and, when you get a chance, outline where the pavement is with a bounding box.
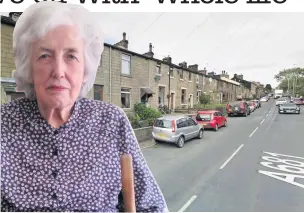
[142,99,304,212]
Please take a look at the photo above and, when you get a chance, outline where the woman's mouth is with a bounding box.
[48,86,67,91]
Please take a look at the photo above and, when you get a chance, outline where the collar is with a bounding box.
[25,98,82,133]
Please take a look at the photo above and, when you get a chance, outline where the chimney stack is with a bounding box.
[188,64,198,72]
[114,32,129,49]
[143,43,154,58]
[163,56,172,63]
[179,61,187,68]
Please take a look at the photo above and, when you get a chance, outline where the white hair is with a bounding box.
[12,1,104,100]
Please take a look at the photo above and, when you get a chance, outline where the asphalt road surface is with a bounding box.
[143,99,304,212]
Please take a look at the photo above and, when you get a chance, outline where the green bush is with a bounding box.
[128,103,162,128]
[199,93,211,105]
[134,103,162,121]
[194,104,227,116]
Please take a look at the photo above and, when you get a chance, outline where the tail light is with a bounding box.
[172,120,176,132]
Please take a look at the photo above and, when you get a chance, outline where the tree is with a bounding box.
[274,67,304,96]
[265,84,272,92]
[199,93,211,106]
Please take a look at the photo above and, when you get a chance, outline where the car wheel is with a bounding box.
[244,112,248,117]
[197,129,204,139]
[224,120,227,127]
[214,124,219,131]
[176,136,185,148]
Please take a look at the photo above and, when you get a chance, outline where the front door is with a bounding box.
[170,93,174,110]
[189,94,193,108]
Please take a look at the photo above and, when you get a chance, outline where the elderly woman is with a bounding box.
[1,2,168,212]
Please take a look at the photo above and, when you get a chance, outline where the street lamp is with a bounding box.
[167,67,173,114]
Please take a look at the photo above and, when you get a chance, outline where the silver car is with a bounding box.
[276,98,288,106]
[278,103,300,114]
[152,115,204,148]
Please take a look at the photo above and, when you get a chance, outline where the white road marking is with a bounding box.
[263,151,304,160]
[219,144,244,170]
[260,119,265,124]
[266,113,269,117]
[259,170,304,189]
[249,127,259,137]
[178,195,197,212]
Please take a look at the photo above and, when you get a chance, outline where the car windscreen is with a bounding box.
[281,103,296,107]
[229,102,241,107]
[197,113,212,121]
[154,119,172,128]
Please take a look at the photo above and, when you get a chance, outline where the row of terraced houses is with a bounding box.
[1,14,265,113]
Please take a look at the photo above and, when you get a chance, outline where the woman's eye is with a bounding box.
[67,55,77,60]
[39,54,49,59]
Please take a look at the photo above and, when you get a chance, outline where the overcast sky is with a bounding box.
[2,12,303,87]
[97,12,304,88]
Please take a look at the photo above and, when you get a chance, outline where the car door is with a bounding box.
[217,112,225,126]
[177,118,191,140]
[186,117,199,139]
[213,112,220,126]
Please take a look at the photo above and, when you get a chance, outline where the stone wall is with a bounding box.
[133,126,153,142]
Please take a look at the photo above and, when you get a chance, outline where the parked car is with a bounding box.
[260,97,268,102]
[276,97,288,106]
[278,103,300,114]
[293,98,304,105]
[226,101,251,117]
[152,115,204,148]
[252,99,261,108]
[194,110,227,131]
[247,101,255,113]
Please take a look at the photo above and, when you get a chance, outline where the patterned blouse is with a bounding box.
[1,98,168,212]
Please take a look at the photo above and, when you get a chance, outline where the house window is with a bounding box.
[121,88,131,108]
[181,89,186,104]
[121,54,131,75]
[196,75,199,83]
[189,72,192,81]
[197,90,201,103]
[94,85,104,101]
[156,65,161,75]
[180,70,184,79]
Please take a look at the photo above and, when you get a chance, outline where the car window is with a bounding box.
[177,118,187,128]
[187,118,197,126]
[154,119,172,129]
[197,113,212,121]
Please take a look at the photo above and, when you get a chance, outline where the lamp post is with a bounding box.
[167,67,172,114]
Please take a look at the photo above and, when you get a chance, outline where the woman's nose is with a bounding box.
[52,57,67,79]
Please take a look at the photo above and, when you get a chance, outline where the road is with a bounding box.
[142,99,304,212]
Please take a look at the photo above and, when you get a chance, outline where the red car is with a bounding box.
[294,98,304,105]
[194,110,227,131]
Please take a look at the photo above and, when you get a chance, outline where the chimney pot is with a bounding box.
[123,32,126,41]
[149,43,152,52]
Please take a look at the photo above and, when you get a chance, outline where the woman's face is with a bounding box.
[31,25,85,109]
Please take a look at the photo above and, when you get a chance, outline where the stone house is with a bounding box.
[1,15,259,112]
[231,74,252,99]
